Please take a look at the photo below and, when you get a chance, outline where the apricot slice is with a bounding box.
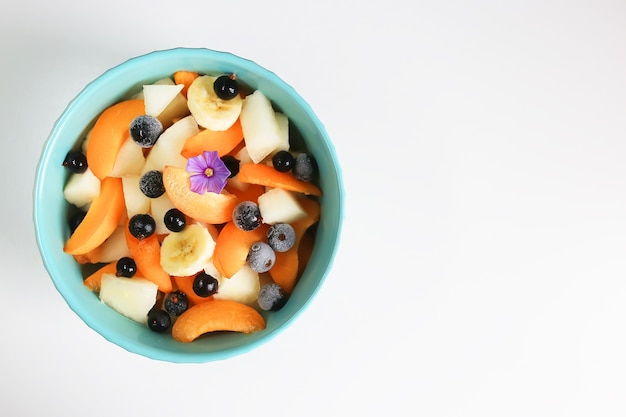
[180,119,244,159]
[225,180,265,203]
[124,225,173,293]
[213,221,269,278]
[173,70,199,98]
[162,165,238,225]
[86,99,145,179]
[172,299,266,342]
[237,163,322,196]
[64,177,126,255]
[172,275,213,306]
[269,198,320,293]
[83,261,117,293]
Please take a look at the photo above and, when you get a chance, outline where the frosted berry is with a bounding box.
[130,115,162,148]
[258,283,287,311]
[232,201,262,231]
[266,223,296,252]
[246,241,276,273]
[139,170,165,198]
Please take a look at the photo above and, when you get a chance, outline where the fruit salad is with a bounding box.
[61,71,322,342]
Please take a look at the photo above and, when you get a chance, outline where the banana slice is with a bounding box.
[187,75,243,131]
[160,224,216,276]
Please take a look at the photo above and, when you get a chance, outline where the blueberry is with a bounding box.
[293,153,317,182]
[164,208,186,232]
[68,211,86,234]
[257,283,287,311]
[221,155,240,178]
[213,75,239,100]
[232,201,262,231]
[164,290,189,316]
[62,150,88,173]
[130,115,163,148]
[128,213,156,240]
[139,170,165,198]
[147,309,171,333]
[116,257,137,278]
[192,272,219,297]
[246,241,276,273]
[266,223,296,252]
[272,150,295,173]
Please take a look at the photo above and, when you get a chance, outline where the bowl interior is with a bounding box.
[33,48,343,363]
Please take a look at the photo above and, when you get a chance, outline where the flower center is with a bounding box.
[204,167,214,177]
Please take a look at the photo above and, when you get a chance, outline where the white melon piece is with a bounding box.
[234,145,253,165]
[143,83,184,117]
[142,115,199,173]
[150,193,176,235]
[122,175,151,218]
[109,136,145,177]
[274,112,290,153]
[257,188,307,224]
[63,168,101,209]
[158,93,189,128]
[99,274,158,324]
[214,265,260,305]
[240,90,283,163]
[92,226,132,263]
[203,261,222,280]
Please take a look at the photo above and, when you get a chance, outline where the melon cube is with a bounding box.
[258,188,307,225]
[99,274,158,324]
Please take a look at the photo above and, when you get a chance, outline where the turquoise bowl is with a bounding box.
[33,48,343,363]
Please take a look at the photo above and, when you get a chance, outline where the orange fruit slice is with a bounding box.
[213,221,269,278]
[163,165,238,225]
[172,299,266,342]
[86,99,145,180]
[180,119,244,159]
[124,224,173,293]
[83,261,117,293]
[64,177,126,255]
[237,163,322,196]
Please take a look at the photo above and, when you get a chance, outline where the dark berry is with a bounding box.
[128,213,156,240]
[164,208,186,232]
[258,283,287,311]
[62,150,88,173]
[116,257,137,278]
[164,290,189,316]
[192,272,219,298]
[139,170,165,198]
[232,201,262,231]
[130,115,163,148]
[147,309,171,332]
[266,223,296,252]
[68,211,86,234]
[272,150,295,173]
[213,74,239,100]
[221,155,240,178]
[293,153,316,182]
[246,241,276,273]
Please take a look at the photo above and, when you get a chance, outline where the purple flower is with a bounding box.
[186,151,231,194]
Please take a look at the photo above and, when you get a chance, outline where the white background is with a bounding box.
[2,0,626,415]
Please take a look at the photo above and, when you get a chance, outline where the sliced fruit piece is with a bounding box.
[83,261,117,293]
[214,265,260,306]
[162,165,238,225]
[225,178,265,203]
[142,115,199,173]
[274,112,290,154]
[180,118,244,159]
[143,84,184,117]
[108,136,145,177]
[173,70,199,98]
[121,175,151,218]
[257,187,307,225]
[187,75,243,131]
[64,177,125,255]
[86,99,145,179]
[160,224,216,276]
[172,275,214,306]
[238,163,322,196]
[73,225,131,264]
[99,273,159,324]
[63,167,101,209]
[239,90,283,163]
[213,221,269,278]
[269,198,320,293]
[125,224,173,293]
[172,299,266,342]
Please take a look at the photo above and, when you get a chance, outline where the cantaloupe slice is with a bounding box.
[172,299,266,342]
[269,198,320,293]
[124,224,173,293]
[213,221,269,278]
[86,99,145,180]
[64,177,126,255]
[162,165,238,225]
[180,119,244,159]
[237,163,322,196]
[83,261,117,293]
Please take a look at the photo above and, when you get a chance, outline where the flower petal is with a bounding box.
[186,155,207,175]
[189,174,209,194]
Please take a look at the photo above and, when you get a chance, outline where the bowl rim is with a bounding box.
[33,47,344,363]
